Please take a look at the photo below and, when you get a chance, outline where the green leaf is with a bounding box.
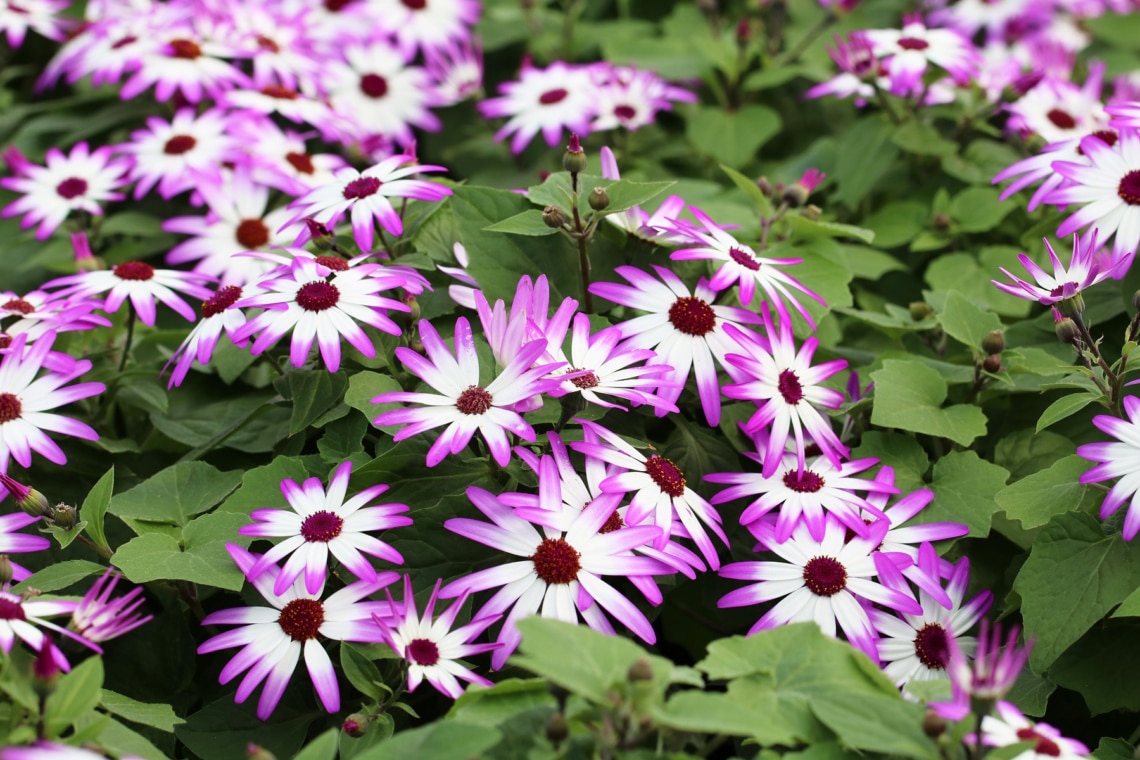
[810,693,936,758]
[284,369,349,436]
[785,214,875,244]
[685,104,782,168]
[927,451,1009,538]
[340,642,387,701]
[951,187,1015,233]
[870,360,988,446]
[346,371,403,434]
[994,429,1077,481]
[317,412,367,464]
[448,678,555,727]
[177,693,314,760]
[1014,511,1140,671]
[44,656,104,737]
[1094,737,1136,760]
[1004,670,1056,717]
[1037,393,1101,432]
[112,511,252,591]
[891,120,957,156]
[101,689,184,732]
[720,163,773,215]
[12,560,105,594]
[353,722,500,760]
[77,714,171,760]
[651,690,807,746]
[219,456,309,516]
[1051,619,1140,715]
[926,248,1034,318]
[832,117,900,208]
[483,210,561,236]
[109,461,243,527]
[600,178,676,215]
[862,200,928,249]
[938,290,1003,352]
[850,431,930,494]
[294,729,340,760]
[80,466,114,555]
[995,456,1092,530]
[150,391,288,455]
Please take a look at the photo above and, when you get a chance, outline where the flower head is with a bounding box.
[44,260,214,327]
[993,233,1111,308]
[978,701,1090,760]
[1077,394,1140,539]
[70,569,151,643]
[932,620,1033,721]
[479,60,596,154]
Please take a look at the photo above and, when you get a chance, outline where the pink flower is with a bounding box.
[1077,394,1140,539]
[45,260,214,326]
[479,60,597,154]
[993,233,1112,304]
[70,569,151,643]
[932,620,1033,721]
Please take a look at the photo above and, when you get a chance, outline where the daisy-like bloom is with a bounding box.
[993,129,1118,212]
[286,155,451,252]
[218,85,337,131]
[929,0,1046,43]
[1,741,143,760]
[870,548,992,690]
[373,317,562,468]
[0,142,131,240]
[69,569,152,643]
[164,285,251,389]
[120,108,238,200]
[721,309,848,478]
[0,585,87,672]
[670,206,825,324]
[231,255,411,373]
[226,4,323,90]
[0,289,110,343]
[198,544,396,720]
[239,461,411,596]
[707,452,893,544]
[1108,100,1140,131]
[370,0,481,58]
[589,265,764,427]
[425,36,484,106]
[323,42,442,146]
[374,576,498,699]
[473,274,577,370]
[993,233,1112,307]
[163,169,297,286]
[479,60,597,154]
[1077,395,1140,539]
[441,486,670,669]
[932,620,1033,721]
[589,64,696,133]
[804,31,879,103]
[718,516,921,660]
[1048,129,1140,275]
[0,0,70,48]
[118,25,250,103]
[44,260,214,327]
[1005,67,1108,144]
[229,120,347,198]
[438,241,480,309]
[0,332,104,471]
[572,418,728,570]
[598,147,692,245]
[862,13,980,97]
[0,508,50,582]
[978,701,1090,760]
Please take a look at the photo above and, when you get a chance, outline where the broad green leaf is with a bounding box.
[354,721,500,760]
[284,369,349,436]
[80,466,114,555]
[483,210,561,236]
[811,693,935,758]
[832,117,900,208]
[101,690,184,732]
[850,432,930,494]
[1051,620,1140,715]
[601,178,676,215]
[927,451,1009,538]
[1005,670,1056,717]
[219,456,309,516]
[109,461,243,527]
[995,456,1092,530]
[951,187,1014,233]
[340,642,387,701]
[177,694,314,760]
[925,249,1033,318]
[938,290,1003,352]
[994,429,1077,481]
[294,729,340,760]
[13,560,105,594]
[891,120,956,156]
[523,173,674,217]
[870,361,988,446]
[785,214,875,244]
[651,690,806,746]
[720,163,773,215]
[346,370,402,434]
[75,714,171,760]
[1014,511,1140,670]
[45,656,104,737]
[150,391,288,455]
[1094,737,1137,760]
[448,678,555,727]
[862,200,927,249]
[113,511,252,591]
[685,104,782,168]
[838,244,905,280]
[317,412,368,464]
[1037,393,1101,432]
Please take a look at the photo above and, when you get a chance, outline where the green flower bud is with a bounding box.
[588,187,610,211]
[1055,317,1081,346]
[922,709,947,739]
[545,712,569,745]
[342,714,369,737]
[542,205,568,229]
[49,503,76,530]
[982,354,1002,373]
[628,657,654,682]
[562,133,587,175]
[982,329,1005,356]
[1056,292,1085,318]
[909,301,933,321]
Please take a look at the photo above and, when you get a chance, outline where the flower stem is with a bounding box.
[117,310,136,373]
[777,10,836,65]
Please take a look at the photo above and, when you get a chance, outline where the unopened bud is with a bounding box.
[801,204,822,221]
[303,218,337,251]
[542,205,567,229]
[1055,292,1085,318]
[410,337,425,354]
[736,18,751,44]
[0,473,49,517]
[756,176,773,196]
[246,745,277,760]
[402,291,421,321]
[1055,317,1081,346]
[49,503,76,530]
[783,184,809,208]
[909,302,932,321]
[32,636,60,688]
[1133,290,1140,313]
[982,354,1002,373]
[538,169,550,182]
[545,712,569,745]
[922,709,947,738]
[588,187,610,211]
[628,657,654,682]
[342,713,368,737]
[982,330,1005,356]
[932,213,951,230]
[0,556,12,585]
[562,134,587,175]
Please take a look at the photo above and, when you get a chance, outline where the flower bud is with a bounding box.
[402,291,421,321]
[0,555,12,585]
[247,744,277,760]
[545,712,569,745]
[982,354,1002,374]
[982,330,1005,356]
[547,682,570,708]
[932,213,951,230]
[0,473,49,517]
[922,709,947,739]
[756,176,773,196]
[1055,317,1081,346]
[736,18,751,45]
[909,301,932,321]
[342,714,369,737]
[588,187,610,211]
[542,205,568,229]
[562,133,587,175]
[49,503,76,530]
[628,657,654,682]
[303,218,337,251]
[801,204,822,221]
[783,185,809,208]
[1055,292,1085,319]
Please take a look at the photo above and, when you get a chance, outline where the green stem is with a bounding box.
[776,10,836,65]
[873,82,903,125]
[117,310,136,373]
[74,532,113,561]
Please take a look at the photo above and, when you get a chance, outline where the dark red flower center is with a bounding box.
[277,598,324,641]
[777,369,804,404]
[531,537,581,584]
[802,556,847,596]
[113,261,155,281]
[1118,170,1140,205]
[111,35,137,49]
[260,84,297,100]
[783,469,824,493]
[235,218,270,249]
[343,176,381,200]
[55,177,88,199]
[286,152,315,174]
[295,281,340,312]
[1048,282,1077,298]
[163,135,197,155]
[169,38,201,59]
[729,247,761,271]
[897,36,929,50]
[599,509,624,534]
[913,623,949,670]
[359,74,389,98]
[1076,130,1118,156]
[325,0,355,9]
[255,35,280,52]
[2,298,34,315]
[0,335,10,349]
[300,510,344,542]
[407,637,440,665]
[1046,108,1077,130]
[614,104,637,121]
[570,369,599,389]
[1016,729,1061,757]
[401,0,428,8]
[0,597,25,620]
[201,286,242,318]
[539,88,568,105]
[315,255,350,271]
[645,454,686,497]
[456,386,493,415]
[0,393,22,424]
[668,296,716,336]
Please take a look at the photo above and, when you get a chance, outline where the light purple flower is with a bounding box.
[978,701,1090,760]
[119,108,238,200]
[44,260,214,327]
[164,285,251,389]
[479,60,596,154]
[70,569,151,643]
[993,232,1112,304]
[863,13,980,97]
[1077,394,1140,539]
[932,620,1033,721]
[0,507,49,583]
[0,585,85,672]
